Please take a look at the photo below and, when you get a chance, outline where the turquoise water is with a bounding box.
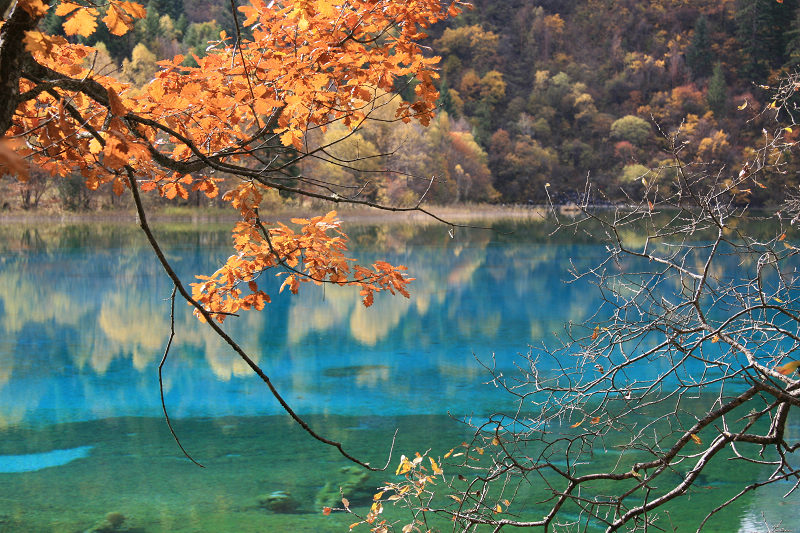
[0,220,797,532]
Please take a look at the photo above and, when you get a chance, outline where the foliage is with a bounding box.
[0,0,463,466]
[7,1,800,208]
[610,115,652,146]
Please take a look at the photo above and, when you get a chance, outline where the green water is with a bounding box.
[1,413,796,532]
[0,415,474,533]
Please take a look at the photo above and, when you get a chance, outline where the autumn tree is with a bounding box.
[0,0,464,469]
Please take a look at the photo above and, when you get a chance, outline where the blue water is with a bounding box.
[0,219,797,532]
[0,222,604,426]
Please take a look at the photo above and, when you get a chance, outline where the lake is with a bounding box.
[0,218,797,532]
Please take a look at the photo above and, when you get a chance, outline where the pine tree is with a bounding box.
[707,63,727,118]
[735,0,799,81]
[686,16,713,80]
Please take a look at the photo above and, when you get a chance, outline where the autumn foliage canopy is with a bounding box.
[0,0,462,318]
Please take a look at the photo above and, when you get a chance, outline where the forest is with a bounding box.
[7,0,800,211]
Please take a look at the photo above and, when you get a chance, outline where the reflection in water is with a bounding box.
[0,220,796,532]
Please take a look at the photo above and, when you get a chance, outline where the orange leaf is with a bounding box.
[19,0,48,18]
[112,177,125,197]
[322,507,331,516]
[570,419,584,428]
[107,87,127,117]
[591,325,599,340]
[690,433,702,445]
[63,8,99,37]
[23,30,60,55]
[590,416,601,424]
[102,4,134,36]
[776,360,800,375]
[779,233,787,241]
[54,2,81,16]
[163,182,177,200]
[117,1,146,19]
[0,139,29,181]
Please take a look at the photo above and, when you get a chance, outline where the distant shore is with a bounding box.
[0,203,554,226]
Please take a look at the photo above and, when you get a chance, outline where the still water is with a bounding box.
[0,219,796,532]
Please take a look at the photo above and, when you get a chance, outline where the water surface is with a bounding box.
[0,219,796,532]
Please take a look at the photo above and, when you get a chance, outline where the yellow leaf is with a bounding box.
[690,433,702,445]
[491,436,500,446]
[570,419,584,428]
[711,334,719,343]
[448,494,462,503]
[494,504,502,513]
[776,360,800,375]
[429,457,443,475]
[738,101,748,110]
[630,469,642,479]
[63,8,99,37]
[298,14,309,31]
[280,129,297,147]
[444,447,455,458]
[395,456,412,476]
[786,127,793,133]
[774,297,784,303]
[373,491,384,501]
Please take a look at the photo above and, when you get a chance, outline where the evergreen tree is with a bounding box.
[686,16,713,79]
[40,8,65,37]
[437,79,457,118]
[149,0,184,21]
[707,62,728,117]
[137,1,162,45]
[735,0,798,81]
[784,8,800,68]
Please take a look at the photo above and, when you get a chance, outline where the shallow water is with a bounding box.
[0,220,797,532]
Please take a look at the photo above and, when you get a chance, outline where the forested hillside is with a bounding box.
[15,0,800,209]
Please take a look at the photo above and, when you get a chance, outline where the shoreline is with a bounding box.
[0,203,553,225]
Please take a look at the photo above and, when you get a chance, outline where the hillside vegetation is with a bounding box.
[11,0,800,210]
